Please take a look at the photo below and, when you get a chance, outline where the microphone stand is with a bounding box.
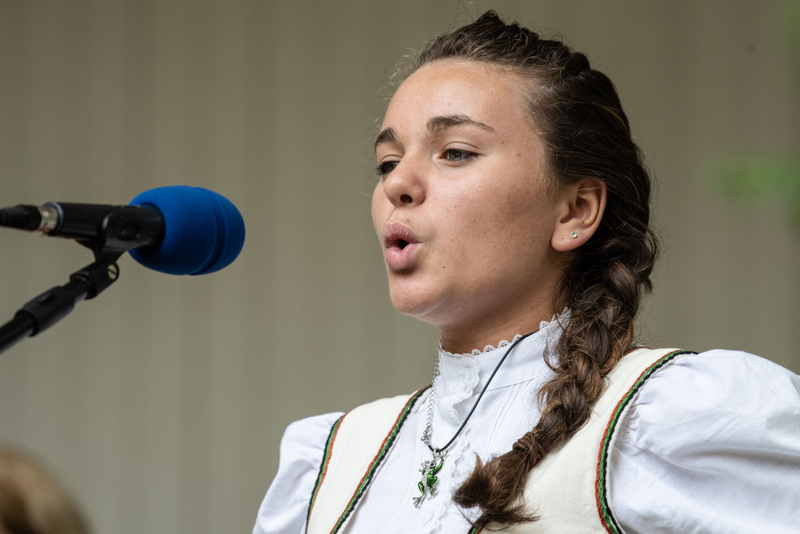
[0,209,147,355]
[0,254,122,356]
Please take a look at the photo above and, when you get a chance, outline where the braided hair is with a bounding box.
[409,11,658,527]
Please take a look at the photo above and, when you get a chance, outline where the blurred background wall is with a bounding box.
[0,1,797,533]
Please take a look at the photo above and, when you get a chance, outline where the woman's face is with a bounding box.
[372,60,568,344]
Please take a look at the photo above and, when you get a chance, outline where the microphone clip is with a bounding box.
[40,202,164,261]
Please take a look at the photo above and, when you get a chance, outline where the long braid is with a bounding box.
[409,11,658,527]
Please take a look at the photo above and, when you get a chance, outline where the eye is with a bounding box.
[375,160,399,177]
[442,148,477,162]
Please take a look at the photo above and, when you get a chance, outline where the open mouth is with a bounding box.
[384,226,418,250]
[387,236,415,251]
[382,223,420,270]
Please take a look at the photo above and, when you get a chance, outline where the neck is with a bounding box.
[437,301,557,355]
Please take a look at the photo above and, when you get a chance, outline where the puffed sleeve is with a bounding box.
[253,412,344,534]
[609,349,800,534]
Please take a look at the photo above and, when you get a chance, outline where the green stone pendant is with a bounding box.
[413,450,446,507]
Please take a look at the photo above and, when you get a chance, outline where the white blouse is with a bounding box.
[253,319,800,534]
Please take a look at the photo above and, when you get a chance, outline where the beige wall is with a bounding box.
[0,1,797,533]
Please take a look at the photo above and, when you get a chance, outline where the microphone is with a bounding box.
[0,186,245,275]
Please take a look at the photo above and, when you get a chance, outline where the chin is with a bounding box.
[388,285,442,321]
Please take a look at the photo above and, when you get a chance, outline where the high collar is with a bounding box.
[435,312,567,414]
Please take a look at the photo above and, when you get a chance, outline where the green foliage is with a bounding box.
[713,158,800,229]
[713,1,800,232]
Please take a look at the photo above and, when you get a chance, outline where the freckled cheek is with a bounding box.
[441,206,506,259]
[470,201,538,256]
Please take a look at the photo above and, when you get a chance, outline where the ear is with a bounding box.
[551,179,607,252]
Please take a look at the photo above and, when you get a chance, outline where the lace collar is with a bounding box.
[437,310,568,358]
[434,310,568,399]
[438,333,524,358]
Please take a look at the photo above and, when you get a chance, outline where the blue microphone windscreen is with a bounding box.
[129,186,245,275]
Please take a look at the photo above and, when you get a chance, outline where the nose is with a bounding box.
[381,158,426,207]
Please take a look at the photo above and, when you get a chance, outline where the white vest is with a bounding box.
[306,348,691,534]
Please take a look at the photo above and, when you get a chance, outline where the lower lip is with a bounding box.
[384,243,420,271]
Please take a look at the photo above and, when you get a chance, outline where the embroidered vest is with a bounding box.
[306,348,692,534]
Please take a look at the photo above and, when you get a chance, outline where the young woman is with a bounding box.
[253,11,800,534]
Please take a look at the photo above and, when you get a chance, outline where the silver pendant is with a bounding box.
[412,449,446,507]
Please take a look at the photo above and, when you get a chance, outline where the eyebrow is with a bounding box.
[374,127,397,150]
[374,114,494,150]
[427,114,494,134]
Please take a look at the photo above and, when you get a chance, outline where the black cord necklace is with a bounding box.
[412,331,536,507]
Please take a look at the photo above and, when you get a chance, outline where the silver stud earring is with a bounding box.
[570,231,578,238]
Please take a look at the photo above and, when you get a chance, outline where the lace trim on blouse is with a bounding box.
[437,310,567,358]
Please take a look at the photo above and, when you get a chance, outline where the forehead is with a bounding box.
[382,60,532,133]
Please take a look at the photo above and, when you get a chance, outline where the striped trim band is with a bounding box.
[329,387,428,533]
[305,387,429,534]
[306,414,345,529]
[595,349,695,533]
